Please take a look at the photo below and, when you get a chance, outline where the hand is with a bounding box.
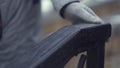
[63,2,104,24]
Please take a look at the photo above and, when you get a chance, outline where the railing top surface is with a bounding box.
[33,23,111,68]
[9,23,111,68]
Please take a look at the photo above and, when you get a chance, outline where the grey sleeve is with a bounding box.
[51,0,79,17]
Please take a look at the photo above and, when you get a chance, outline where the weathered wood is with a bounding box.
[35,23,111,68]
[10,23,111,68]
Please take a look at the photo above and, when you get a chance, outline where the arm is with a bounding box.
[51,0,103,24]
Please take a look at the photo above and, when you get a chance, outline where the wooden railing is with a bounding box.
[16,23,111,68]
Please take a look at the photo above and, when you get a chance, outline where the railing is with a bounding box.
[16,23,111,68]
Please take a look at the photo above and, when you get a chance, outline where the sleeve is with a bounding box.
[51,0,80,18]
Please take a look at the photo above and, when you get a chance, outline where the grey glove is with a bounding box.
[51,0,103,24]
[64,2,103,24]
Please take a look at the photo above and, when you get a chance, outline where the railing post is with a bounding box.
[87,42,105,68]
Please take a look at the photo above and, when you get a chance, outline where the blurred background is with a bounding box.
[41,0,120,68]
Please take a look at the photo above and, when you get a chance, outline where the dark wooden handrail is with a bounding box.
[10,23,111,68]
[33,23,111,68]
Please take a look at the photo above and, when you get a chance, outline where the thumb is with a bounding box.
[77,4,103,23]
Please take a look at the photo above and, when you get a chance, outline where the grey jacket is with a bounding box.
[0,0,78,68]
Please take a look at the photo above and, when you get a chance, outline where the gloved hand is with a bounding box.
[62,2,104,24]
